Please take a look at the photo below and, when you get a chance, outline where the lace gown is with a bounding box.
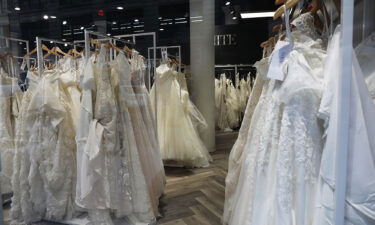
[216,74,230,130]
[11,70,77,224]
[223,57,269,224]
[0,69,22,194]
[76,50,161,224]
[150,64,211,168]
[130,54,166,205]
[226,13,326,225]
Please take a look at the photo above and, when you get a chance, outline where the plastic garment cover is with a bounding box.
[313,27,375,225]
[355,31,375,101]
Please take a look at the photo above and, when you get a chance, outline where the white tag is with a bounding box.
[20,59,26,71]
[266,40,292,81]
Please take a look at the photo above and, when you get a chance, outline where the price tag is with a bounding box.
[266,40,292,81]
[20,59,26,71]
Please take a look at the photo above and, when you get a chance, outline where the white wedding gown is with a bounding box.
[225,13,327,225]
[223,57,269,224]
[150,64,211,168]
[11,70,77,224]
[76,49,162,224]
[0,68,22,194]
[313,26,375,225]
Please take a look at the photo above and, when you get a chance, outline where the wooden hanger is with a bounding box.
[55,46,74,58]
[275,0,287,5]
[71,48,84,58]
[309,0,320,14]
[43,46,61,59]
[24,47,37,58]
[0,52,14,60]
[274,0,300,20]
[90,38,101,49]
[272,24,284,33]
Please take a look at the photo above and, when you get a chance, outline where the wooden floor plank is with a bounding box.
[158,131,238,225]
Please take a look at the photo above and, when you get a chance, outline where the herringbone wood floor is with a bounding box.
[3,131,238,225]
[157,131,238,225]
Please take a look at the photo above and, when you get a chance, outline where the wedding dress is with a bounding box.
[355,31,375,101]
[58,56,82,130]
[226,13,326,225]
[216,74,230,130]
[76,48,161,224]
[223,57,269,224]
[0,68,23,194]
[128,51,165,218]
[226,80,240,129]
[11,70,77,224]
[150,63,211,168]
[313,27,375,225]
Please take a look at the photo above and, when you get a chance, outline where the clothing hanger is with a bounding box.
[43,46,62,59]
[24,47,37,58]
[275,0,287,5]
[55,46,74,59]
[274,0,300,20]
[272,24,284,33]
[71,49,84,58]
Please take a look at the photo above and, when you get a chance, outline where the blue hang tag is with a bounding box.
[267,40,292,81]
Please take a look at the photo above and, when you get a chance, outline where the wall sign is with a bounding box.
[214,34,237,46]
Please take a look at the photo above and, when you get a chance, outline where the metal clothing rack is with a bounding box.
[36,37,83,76]
[147,45,182,74]
[215,64,253,76]
[0,35,30,69]
[114,32,157,91]
[114,32,158,137]
[84,30,135,63]
[74,37,114,60]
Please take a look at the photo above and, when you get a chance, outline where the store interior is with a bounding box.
[0,0,374,225]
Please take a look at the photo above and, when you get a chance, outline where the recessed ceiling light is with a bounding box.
[116,6,124,10]
[50,41,53,43]
[50,16,57,19]
[62,20,67,25]
[240,12,274,19]
[230,10,235,15]
[232,16,237,20]
[64,43,68,47]
[80,26,84,30]
[158,17,162,20]
[225,1,230,6]
[134,19,139,22]
[112,21,117,25]
[107,33,111,36]
[15,7,20,11]
[19,42,22,45]
[43,15,49,20]
[159,28,164,31]
[62,39,66,41]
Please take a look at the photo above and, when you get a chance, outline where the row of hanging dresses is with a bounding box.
[224,13,327,225]
[215,73,252,131]
[76,47,165,224]
[0,57,23,195]
[10,46,165,224]
[150,63,212,168]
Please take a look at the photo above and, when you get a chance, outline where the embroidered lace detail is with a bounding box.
[292,13,319,40]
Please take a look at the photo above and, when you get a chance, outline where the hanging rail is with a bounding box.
[0,35,30,69]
